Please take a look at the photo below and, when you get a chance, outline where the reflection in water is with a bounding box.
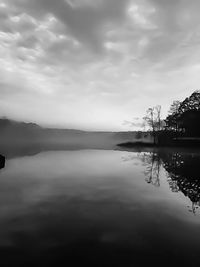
[139,152,161,187]
[0,149,200,266]
[139,150,200,214]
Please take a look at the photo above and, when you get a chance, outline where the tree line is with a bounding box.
[143,90,200,144]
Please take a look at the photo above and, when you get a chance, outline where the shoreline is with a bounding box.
[117,141,200,148]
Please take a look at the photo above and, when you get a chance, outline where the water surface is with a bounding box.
[0,149,200,266]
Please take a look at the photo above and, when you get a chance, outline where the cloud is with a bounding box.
[1,0,200,130]
[4,0,130,55]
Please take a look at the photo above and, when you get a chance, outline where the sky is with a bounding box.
[0,0,200,131]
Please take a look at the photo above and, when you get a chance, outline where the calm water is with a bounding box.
[0,149,200,266]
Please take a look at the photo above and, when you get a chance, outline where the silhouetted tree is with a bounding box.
[165,91,200,137]
[165,100,181,133]
[143,105,163,144]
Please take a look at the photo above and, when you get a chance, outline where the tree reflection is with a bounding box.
[139,150,200,214]
[162,152,200,214]
[140,152,161,187]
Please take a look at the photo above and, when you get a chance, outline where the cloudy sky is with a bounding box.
[0,0,200,130]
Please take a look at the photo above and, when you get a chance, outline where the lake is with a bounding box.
[0,148,200,266]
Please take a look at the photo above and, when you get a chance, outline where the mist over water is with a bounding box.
[0,148,200,266]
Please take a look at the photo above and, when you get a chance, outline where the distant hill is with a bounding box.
[0,118,150,154]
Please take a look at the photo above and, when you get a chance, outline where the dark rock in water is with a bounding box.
[0,154,5,169]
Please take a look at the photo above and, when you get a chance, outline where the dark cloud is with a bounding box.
[145,0,200,63]
[17,35,38,49]
[2,0,200,66]
[5,0,130,54]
